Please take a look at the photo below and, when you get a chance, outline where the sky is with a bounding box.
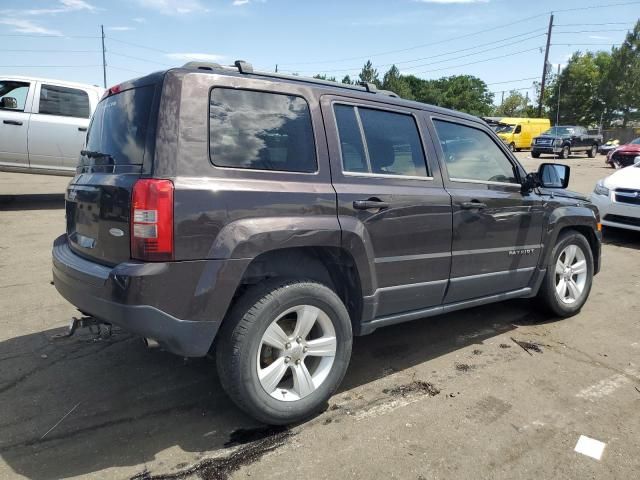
[0,0,638,104]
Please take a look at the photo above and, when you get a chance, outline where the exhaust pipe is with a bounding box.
[143,337,160,349]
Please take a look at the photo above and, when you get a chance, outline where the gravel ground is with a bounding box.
[0,152,638,480]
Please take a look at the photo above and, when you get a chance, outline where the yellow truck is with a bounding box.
[495,117,551,152]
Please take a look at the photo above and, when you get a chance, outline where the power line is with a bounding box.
[0,64,101,68]
[487,76,539,85]
[107,65,146,74]
[412,46,544,75]
[287,30,546,75]
[108,51,172,66]
[554,22,633,26]
[0,49,100,53]
[0,33,99,38]
[552,0,640,13]
[554,28,634,33]
[106,36,171,54]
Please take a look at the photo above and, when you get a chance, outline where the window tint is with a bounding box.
[334,104,367,172]
[514,125,521,134]
[334,104,428,177]
[433,120,518,184]
[0,80,29,111]
[85,85,154,165]
[39,84,90,118]
[209,88,316,173]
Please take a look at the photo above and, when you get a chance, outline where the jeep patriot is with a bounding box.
[52,61,602,424]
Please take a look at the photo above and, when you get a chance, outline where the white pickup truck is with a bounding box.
[0,76,104,176]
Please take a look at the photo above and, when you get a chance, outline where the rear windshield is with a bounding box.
[84,85,154,165]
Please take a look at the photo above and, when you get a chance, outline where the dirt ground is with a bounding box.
[0,151,638,480]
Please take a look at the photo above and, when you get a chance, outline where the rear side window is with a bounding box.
[433,119,518,184]
[209,88,317,173]
[334,104,428,177]
[39,84,90,118]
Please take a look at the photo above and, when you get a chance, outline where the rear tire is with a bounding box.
[509,142,516,153]
[536,230,594,317]
[532,151,541,158]
[587,144,597,158]
[216,278,352,425]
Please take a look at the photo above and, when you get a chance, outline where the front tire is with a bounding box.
[587,144,597,158]
[532,151,541,158]
[536,231,594,317]
[557,145,570,160]
[216,279,353,425]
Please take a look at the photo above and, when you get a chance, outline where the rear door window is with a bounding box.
[334,104,428,177]
[39,84,90,118]
[209,88,317,173]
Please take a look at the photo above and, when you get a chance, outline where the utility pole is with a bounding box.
[501,90,505,106]
[275,64,278,73]
[555,63,561,126]
[538,13,553,117]
[101,24,107,88]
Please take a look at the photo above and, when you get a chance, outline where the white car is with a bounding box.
[0,76,104,176]
[591,160,640,232]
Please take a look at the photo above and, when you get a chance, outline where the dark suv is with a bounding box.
[53,61,602,424]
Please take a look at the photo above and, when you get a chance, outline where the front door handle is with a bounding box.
[353,199,390,210]
[78,127,87,132]
[460,201,487,210]
[3,120,23,126]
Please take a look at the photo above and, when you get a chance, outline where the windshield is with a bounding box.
[495,125,515,133]
[542,127,575,136]
[83,85,154,165]
[630,137,640,145]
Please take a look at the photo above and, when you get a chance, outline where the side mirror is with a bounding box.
[0,97,18,109]
[538,163,570,188]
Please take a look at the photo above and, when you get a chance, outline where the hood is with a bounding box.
[615,144,640,154]
[540,188,588,201]
[603,165,640,189]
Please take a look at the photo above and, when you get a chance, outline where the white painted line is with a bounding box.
[574,435,606,460]
[576,367,639,400]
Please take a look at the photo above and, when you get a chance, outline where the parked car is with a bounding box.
[0,76,104,176]
[52,62,602,425]
[494,117,551,152]
[531,126,602,159]
[605,137,640,169]
[598,138,620,155]
[591,162,640,231]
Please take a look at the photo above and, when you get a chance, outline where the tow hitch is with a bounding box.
[52,316,112,339]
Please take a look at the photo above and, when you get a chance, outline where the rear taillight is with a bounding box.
[131,179,174,261]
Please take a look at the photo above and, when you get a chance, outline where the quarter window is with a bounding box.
[433,120,518,184]
[39,84,90,118]
[334,104,428,177]
[209,88,317,173]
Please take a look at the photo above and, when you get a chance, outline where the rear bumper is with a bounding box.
[52,235,249,356]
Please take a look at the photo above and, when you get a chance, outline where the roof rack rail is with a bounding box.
[378,89,399,98]
[182,61,222,71]
[359,81,377,93]
[234,60,253,74]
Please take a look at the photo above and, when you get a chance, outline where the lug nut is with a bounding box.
[303,346,308,353]
[285,342,291,349]
[284,356,291,364]
[295,359,301,365]
[296,337,302,343]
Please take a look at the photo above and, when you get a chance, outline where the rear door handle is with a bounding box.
[3,120,23,126]
[78,127,87,132]
[353,200,390,210]
[460,201,487,210]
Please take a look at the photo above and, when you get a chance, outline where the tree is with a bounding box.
[607,20,640,126]
[382,65,414,99]
[545,52,609,126]
[341,75,353,85]
[494,90,528,117]
[313,74,337,82]
[438,75,494,116]
[358,60,380,87]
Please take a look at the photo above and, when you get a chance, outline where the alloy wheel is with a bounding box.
[555,244,588,304]
[256,305,337,401]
